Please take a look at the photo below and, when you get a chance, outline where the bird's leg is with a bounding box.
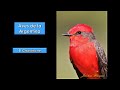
[80,75,87,79]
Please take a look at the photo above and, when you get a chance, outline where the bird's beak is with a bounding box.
[62,33,73,36]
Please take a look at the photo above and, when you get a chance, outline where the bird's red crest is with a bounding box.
[68,24,93,34]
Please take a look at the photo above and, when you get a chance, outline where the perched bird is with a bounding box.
[62,24,107,79]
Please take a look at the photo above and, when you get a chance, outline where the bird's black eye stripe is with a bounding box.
[76,31,81,35]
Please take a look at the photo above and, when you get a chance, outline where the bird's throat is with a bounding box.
[70,36,89,47]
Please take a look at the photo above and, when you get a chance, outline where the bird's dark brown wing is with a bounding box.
[94,40,108,79]
[71,60,87,79]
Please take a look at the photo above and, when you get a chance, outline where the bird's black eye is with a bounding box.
[76,31,81,34]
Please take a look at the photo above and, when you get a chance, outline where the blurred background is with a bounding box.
[57,11,107,79]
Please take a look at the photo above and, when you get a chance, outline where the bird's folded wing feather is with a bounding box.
[94,40,108,79]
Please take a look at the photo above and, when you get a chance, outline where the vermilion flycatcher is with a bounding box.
[62,24,107,79]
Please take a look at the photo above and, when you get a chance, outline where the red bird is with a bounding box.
[62,24,107,79]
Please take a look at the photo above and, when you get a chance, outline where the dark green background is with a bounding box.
[57,11,107,79]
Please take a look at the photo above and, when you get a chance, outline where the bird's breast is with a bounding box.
[69,42,100,77]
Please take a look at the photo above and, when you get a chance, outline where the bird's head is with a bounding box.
[62,24,95,46]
